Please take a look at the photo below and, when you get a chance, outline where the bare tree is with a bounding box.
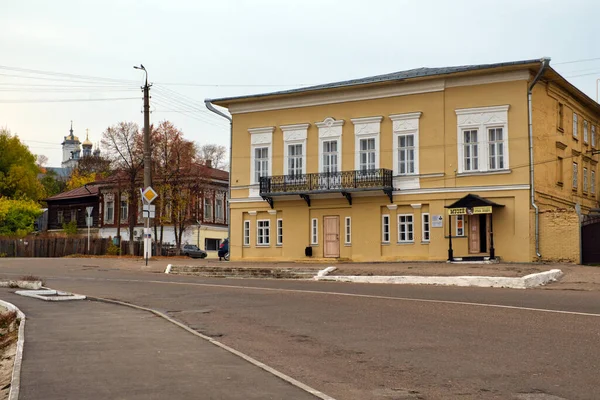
[101,122,143,255]
[197,144,227,169]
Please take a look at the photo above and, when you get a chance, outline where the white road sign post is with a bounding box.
[86,206,93,254]
[141,187,158,266]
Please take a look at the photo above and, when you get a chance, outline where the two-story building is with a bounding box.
[207,58,599,263]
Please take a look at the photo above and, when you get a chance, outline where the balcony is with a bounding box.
[259,168,393,208]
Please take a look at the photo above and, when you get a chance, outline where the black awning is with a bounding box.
[444,193,505,209]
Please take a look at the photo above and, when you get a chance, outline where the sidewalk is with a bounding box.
[0,290,317,400]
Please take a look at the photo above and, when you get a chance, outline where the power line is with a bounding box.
[153,85,229,122]
[0,65,136,84]
[553,57,600,65]
[0,97,140,103]
[154,82,311,87]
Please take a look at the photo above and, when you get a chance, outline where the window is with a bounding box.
[592,170,596,196]
[573,162,578,190]
[557,102,564,131]
[287,144,303,177]
[382,215,390,243]
[422,213,430,242]
[70,209,77,223]
[257,220,270,245]
[573,113,578,138]
[456,215,465,237]
[57,210,64,224]
[120,199,128,221]
[277,219,283,246]
[243,220,250,246]
[456,106,509,173]
[488,128,505,170]
[398,134,415,175]
[593,125,597,148]
[557,157,564,185]
[215,198,223,219]
[105,200,114,223]
[254,147,269,183]
[322,141,338,173]
[311,218,318,245]
[584,167,588,193]
[584,120,589,143]
[397,214,414,243]
[205,238,221,251]
[204,198,212,220]
[344,217,351,245]
[359,138,376,171]
[463,129,479,171]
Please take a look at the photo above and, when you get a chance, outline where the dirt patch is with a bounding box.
[0,307,18,400]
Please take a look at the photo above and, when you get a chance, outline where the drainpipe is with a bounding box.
[528,57,551,258]
[204,100,233,246]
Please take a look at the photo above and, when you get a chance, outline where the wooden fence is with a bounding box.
[0,237,150,257]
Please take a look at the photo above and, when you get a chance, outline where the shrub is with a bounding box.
[106,242,121,255]
[62,220,78,235]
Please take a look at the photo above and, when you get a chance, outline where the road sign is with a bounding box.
[142,186,158,204]
[143,204,156,218]
[86,217,93,227]
[86,206,93,217]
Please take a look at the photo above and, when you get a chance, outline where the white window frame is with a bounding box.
[276,218,283,246]
[573,162,578,190]
[256,219,270,246]
[382,214,390,243]
[358,137,377,171]
[321,139,340,173]
[104,194,114,224]
[215,198,223,220]
[352,116,381,172]
[204,197,212,220]
[120,196,128,222]
[462,129,479,172]
[592,170,596,196]
[488,127,506,170]
[316,117,343,173]
[249,127,274,186]
[311,218,318,245]
[397,214,414,243]
[422,213,430,243]
[573,113,578,138]
[397,132,416,175]
[281,123,309,177]
[455,215,465,237]
[391,112,421,177]
[243,220,250,246]
[253,147,270,184]
[57,210,64,224]
[584,120,589,143]
[584,167,588,193]
[344,217,351,245]
[456,105,510,173]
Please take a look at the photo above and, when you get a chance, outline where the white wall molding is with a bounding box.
[248,210,257,216]
[411,204,422,209]
[386,204,398,210]
[317,117,343,173]
[393,183,530,195]
[352,116,382,170]
[267,210,277,215]
[228,80,445,114]
[281,123,309,176]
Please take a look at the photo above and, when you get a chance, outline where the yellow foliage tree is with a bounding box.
[66,170,97,191]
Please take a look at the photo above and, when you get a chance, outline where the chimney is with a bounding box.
[206,159,212,168]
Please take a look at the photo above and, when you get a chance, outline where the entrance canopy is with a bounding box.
[444,193,505,210]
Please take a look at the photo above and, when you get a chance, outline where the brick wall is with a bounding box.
[532,209,580,263]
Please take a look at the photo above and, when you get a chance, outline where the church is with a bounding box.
[60,121,100,169]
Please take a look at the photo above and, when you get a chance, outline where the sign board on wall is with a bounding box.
[431,215,443,228]
[448,206,493,215]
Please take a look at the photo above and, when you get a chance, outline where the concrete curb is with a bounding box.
[88,296,336,400]
[15,289,86,301]
[316,267,337,277]
[314,269,563,289]
[0,299,25,400]
[164,264,172,274]
[0,281,42,290]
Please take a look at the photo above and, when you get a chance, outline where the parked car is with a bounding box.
[181,244,207,259]
[218,239,229,261]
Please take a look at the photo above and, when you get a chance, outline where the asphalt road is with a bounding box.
[1,259,599,400]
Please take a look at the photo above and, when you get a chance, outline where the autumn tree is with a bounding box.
[66,170,97,191]
[40,170,67,198]
[197,144,227,169]
[151,121,202,253]
[0,128,45,201]
[101,122,143,255]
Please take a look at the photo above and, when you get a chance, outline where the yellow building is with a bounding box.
[207,59,600,263]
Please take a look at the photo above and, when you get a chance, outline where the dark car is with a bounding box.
[218,239,229,261]
[181,244,207,259]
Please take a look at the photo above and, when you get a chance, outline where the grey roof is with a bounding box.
[208,59,543,104]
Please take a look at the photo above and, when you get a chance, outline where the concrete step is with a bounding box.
[168,265,320,279]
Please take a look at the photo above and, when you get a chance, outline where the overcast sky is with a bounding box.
[1,0,599,167]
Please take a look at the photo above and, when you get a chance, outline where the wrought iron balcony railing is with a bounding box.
[259,168,393,207]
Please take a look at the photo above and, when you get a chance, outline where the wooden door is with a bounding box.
[468,214,480,254]
[323,216,340,258]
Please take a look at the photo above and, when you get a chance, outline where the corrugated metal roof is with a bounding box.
[208,59,542,104]
[45,184,99,201]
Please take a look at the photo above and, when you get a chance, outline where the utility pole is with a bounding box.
[135,64,153,262]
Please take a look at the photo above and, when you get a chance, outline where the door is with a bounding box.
[468,214,480,254]
[323,216,340,258]
[582,215,600,264]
